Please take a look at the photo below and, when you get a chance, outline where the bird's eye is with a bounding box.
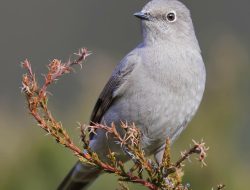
[166,12,176,22]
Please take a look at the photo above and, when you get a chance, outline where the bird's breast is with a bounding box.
[102,49,205,152]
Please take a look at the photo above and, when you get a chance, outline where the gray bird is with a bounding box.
[58,0,206,189]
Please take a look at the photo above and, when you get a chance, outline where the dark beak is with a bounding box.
[134,12,150,20]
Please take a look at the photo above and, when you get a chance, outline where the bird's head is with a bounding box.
[134,0,198,47]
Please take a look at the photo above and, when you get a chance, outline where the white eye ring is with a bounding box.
[166,11,177,22]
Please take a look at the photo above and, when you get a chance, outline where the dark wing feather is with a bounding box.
[90,75,120,124]
[89,52,139,125]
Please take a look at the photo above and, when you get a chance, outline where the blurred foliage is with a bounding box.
[0,0,249,189]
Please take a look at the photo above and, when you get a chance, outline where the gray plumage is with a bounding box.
[58,0,206,189]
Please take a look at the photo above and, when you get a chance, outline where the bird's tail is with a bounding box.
[57,161,101,190]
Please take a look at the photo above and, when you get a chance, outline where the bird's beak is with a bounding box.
[134,12,150,20]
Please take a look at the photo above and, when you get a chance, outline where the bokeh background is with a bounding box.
[0,0,249,189]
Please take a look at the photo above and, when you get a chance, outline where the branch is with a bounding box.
[21,48,210,190]
[21,48,92,161]
[175,140,209,168]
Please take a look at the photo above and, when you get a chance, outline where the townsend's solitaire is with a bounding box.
[58,0,206,189]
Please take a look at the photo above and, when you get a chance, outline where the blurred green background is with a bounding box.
[0,0,249,189]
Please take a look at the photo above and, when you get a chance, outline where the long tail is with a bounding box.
[57,161,101,190]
